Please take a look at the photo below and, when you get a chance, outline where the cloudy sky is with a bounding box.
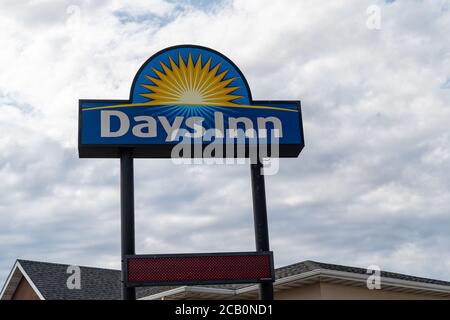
[1,0,450,286]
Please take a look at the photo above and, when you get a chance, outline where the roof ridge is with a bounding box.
[17,259,120,273]
[307,260,367,270]
[273,260,321,273]
[302,260,322,268]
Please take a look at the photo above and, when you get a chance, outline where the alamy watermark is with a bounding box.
[169,127,281,175]
[366,5,381,30]
[66,265,81,290]
[366,265,381,290]
[100,110,284,175]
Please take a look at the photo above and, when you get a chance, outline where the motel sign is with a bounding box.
[78,45,304,300]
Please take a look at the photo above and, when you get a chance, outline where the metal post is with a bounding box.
[250,159,274,300]
[120,148,136,300]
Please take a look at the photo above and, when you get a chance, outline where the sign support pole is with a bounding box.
[250,159,274,300]
[120,148,136,300]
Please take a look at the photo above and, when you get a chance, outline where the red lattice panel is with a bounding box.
[126,252,273,285]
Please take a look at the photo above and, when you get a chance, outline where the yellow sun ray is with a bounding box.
[168,55,188,93]
[157,62,184,94]
[194,56,212,93]
[139,53,242,106]
[192,54,203,92]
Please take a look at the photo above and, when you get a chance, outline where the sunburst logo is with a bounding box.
[140,53,242,107]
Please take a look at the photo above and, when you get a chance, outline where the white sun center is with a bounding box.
[179,89,204,105]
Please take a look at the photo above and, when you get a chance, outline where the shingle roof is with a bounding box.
[297,260,450,287]
[10,259,450,300]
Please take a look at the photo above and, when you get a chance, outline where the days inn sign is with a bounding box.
[78,45,304,300]
[78,45,304,158]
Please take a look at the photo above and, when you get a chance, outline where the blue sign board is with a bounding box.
[79,45,304,158]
